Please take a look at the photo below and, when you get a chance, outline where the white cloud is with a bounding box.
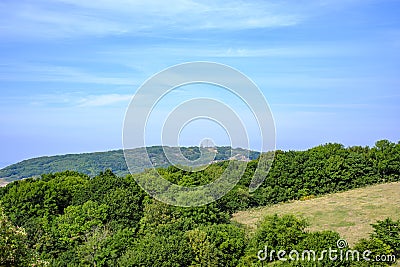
[77,93,132,107]
[0,0,308,38]
[1,93,133,108]
[0,63,135,85]
[55,0,303,30]
[272,103,374,109]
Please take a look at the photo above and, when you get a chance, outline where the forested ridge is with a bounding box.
[0,146,260,182]
[0,140,399,266]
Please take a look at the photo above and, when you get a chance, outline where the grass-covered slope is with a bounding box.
[232,182,400,246]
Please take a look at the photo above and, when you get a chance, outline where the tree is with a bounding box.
[289,231,349,267]
[42,200,109,261]
[118,226,193,267]
[0,205,46,266]
[371,218,400,257]
[241,214,308,265]
[353,238,394,267]
[253,214,308,252]
[187,224,247,266]
[186,228,219,266]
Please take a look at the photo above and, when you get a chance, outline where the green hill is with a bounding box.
[0,146,260,183]
[1,147,399,266]
[0,140,399,266]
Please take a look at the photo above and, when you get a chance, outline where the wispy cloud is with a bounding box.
[56,0,304,30]
[0,63,135,85]
[0,0,308,39]
[272,103,375,109]
[3,93,133,108]
[77,93,132,107]
[151,45,363,58]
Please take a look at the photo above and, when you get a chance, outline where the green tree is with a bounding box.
[352,238,394,266]
[371,218,400,256]
[241,214,308,265]
[288,231,349,267]
[186,228,219,266]
[42,200,109,262]
[119,225,193,267]
[0,206,46,266]
[187,224,247,266]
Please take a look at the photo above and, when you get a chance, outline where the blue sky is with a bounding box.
[1,0,399,168]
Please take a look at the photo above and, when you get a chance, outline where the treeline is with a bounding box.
[0,170,399,266]
[0,146,260,182]
[0,140,399,266]
[157,139,400,211]
[250,139,400,206]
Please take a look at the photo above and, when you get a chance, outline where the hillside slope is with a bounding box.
[0,146,259,183]
[232,182,400,246]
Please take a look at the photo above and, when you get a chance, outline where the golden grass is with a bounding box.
[232,182,400,247]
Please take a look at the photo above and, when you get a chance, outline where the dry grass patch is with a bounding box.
[232,182,400,246]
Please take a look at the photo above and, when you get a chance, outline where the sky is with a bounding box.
[0,0,399,168]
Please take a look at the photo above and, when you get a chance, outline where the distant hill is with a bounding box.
[0,146,260,183]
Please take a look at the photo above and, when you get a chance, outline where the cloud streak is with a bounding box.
[77,93,132,107]
[0,63,135,85]
[0,93,133,108]
[1,0,306,39]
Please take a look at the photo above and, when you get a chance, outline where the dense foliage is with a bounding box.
[0,140,399,266]
[0,146,260,182]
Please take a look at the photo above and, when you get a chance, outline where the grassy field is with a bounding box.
[233,182,400,247]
